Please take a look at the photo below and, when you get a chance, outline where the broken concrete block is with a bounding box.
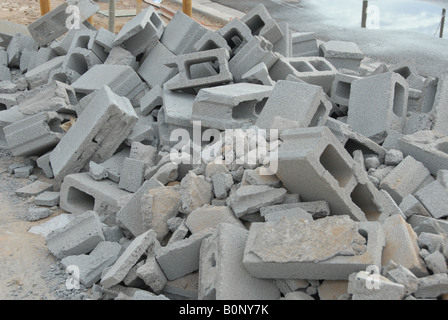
[330,73,361,108]
[403,112,434,135]
[226,185,287,219]
[398,130,448,175]
[164,48,233,91]
[89,161,108,181]
[320,41,364,72]
[379,156,432,205]
[50,86,138,185]
[160,11,208,55]
[241,62,276,86]
[94,27,115,53]
[15,180,53,198]
[59,172,131,223]
[384,149,403,166]
[138,42,178,89]
[261,205,313,223]
[269,57,338,94]
[192,83,272,130]
[431,73,448,136]
[386,264,419,296]
[212,173,234,199]
[161,272,199,300]
[407,214,448,235]
[61,241,122,288]
[113,7,164,56]
[102,225,124,243]
[399,194,431,218]
[276,126,390,221]
[198,223,280,300]
[273,22,292,58]
[118,158,145,193]
[24,55,65,89]
[185,205,245,234]
[242,167,281,188]
[240,4,284,45]
[179,172,213,215]
[24,207,53,222]
[381,214,429,277]
[414,180,448,219]
[104,46,138,71]
[418,232,448,254]
[291,32,319,57]
[122,260,145,287]
[98,148,129,183]
[256,80,330,130]
[283,292,314,300]
[216,18,254,56]
[194,29,231,54]
[129,141,157,169]
[35,191,60,207]
[348,271,405,300]
[317,280,349,300]
[414,273,448,299]
[140,186,181,241]
[0,65,11,81]
[6,33,36,68]
[347,72,409,143]
[424,251,447,274]
[14,165,34,179]
[28,213,75,238]
[139,86,163,117]
[61,47,102,78]
[243,216,385,280]
[156,229,213,281]
[46,211,105,259]
[100,229,158,289]
[27,47,56,72]
[27,0,99,47]
[4,111,66,157]
[167,220,189,245]
[136,256,167,293]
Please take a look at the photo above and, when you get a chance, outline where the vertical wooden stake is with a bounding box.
[87,16,94,25]
[361,0,368,28]
[183,0,192,17]
[136,0,143,14]
[39,0,51,16]
[109,0,116,33]
[440,8,446,38]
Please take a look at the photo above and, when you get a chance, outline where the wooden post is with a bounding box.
[109,0,116,32]
[136,0,143,14]
[39,0,51,16]
[361,0,368,28]
[441,8,446,38]
[183,0,192,17]
[87,16,94,25]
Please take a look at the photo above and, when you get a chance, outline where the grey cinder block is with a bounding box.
[139,85,163,116]
[291,32,319,57]
[198,223,280,300]
[330,73,361,108]
[35,191,60,207]
[24,56,65,89]
[414,180,448,219]
[320,41,365,72]
[118,157,146,193]
[272,22,292,58]
[240,4,284,44]
[6,33,36,68]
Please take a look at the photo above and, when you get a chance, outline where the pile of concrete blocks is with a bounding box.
[1,2,448,300]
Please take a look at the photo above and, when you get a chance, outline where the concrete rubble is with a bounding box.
[0,3,446,300]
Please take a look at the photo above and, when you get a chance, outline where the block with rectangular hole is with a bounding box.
[256,80,330,130]
[113,7,164,56]
[191,83,272,130]
[198,223,280,300]
[50,86,138,187]
[61,47,102,77]
[164,48,233,91]
[240,4,284,45]
[397,130,448,175]
[194,30,231,54]
[347,72,409,144]
[60,172,132,223]
[67,29,107,62]
[270,57,338,93]
[330,73,361,107]
[4,111,68,157]
[24,55,65,89]
[276,126,392,221]
[242,216,385,280]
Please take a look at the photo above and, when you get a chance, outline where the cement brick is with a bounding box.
[24,56,65,89]
[399,194,431,219]
[418,232,448,254]
[62,47,102,77]
[407,214,448,235]
[25,207,53,222]
[192,83,272,130]
[27,0,99,47]
[229,36,278,82]
[243,216,385,280]
[156,229,213,281]
[273,22,292,58]
[256,80,330,130]
[27,47,56,72]
[348,271,405,300]
[137,41,178,89]
[0,20,31,47]
[6,33,36,68]
[19,48,37,72]
[381,214,429,278]
[403,112,434,135]
[330,73,361,107]
[424,251,447,274]
[226,185,287,219]
[98,147,129,183]
[347,72,409,143]
[162,88,196,128]
[430,73,448,135]
[122,260,145,287]
[241,62,276,86]
[0,65,11,81]
[414,273,448,298]
[67,29,107,62]
[116,179,164,237]
[139,85,163,117]
[14,165,34,179]
[50,86,138,184]
[125,107,156,145]
[118,157,145,193]
[61,241,122,288]
[185,205,245,234]
[320,41,364,72]
[46,211,105,259]
[379,156,432,205]
[113,7,164,56]
[136,256,167,293]
[179,172,213,215]
[240,4,284,45]
[164,48,233,91]
[167,220,189,245]
[198,223,280,300]
[269,57,338,94]
[35,191,60,207]
[414,180,448,219]
[100,229,158,289]
[160,11,208,55]
[0,49,7,66]
[276,126,391,221]
[35,152,53,179]
[194,29,231,54]
[397,130,448,176]
[15,180,53,198]
[59,172,132,224]
[95,27,116,53]
[4,112,66,157]
[291,32,319,57]
[28,213,75,238]
[385,264,419,296]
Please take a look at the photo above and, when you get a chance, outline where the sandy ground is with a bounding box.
[0,0,220,300]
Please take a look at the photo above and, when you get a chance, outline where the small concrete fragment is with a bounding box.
[136,256,167,293]
[35,191,60,207]
[320,40,364,72]
[15,181,53,198]
[414,180,448,219]
[185,205,245,234]
[179,172,213,215]
[399,194,431,218]
[424,251,448,274]
[348,271,405,300]
[24,207,53,222]
[414,273,448,299]
[118,157,146,193]
[317,280,349,300]
[386,264,419,296]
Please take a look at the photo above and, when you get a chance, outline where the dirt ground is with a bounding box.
[0,0,221,300]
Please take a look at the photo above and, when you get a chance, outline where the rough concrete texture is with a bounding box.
[348,271,405,300]
[414,180,448,219]
[185,205,245,234]
[320,40,364,72]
